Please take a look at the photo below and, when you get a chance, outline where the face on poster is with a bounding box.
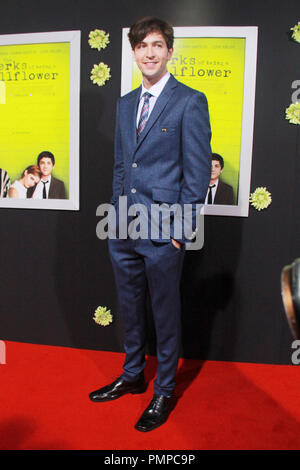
[0,31,80,210]
[121,26,258,217]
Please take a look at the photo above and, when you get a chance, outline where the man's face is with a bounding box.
[132,31,173,87]
[39,157,54,178]
[24,172,40,188]
[211,160,223,182]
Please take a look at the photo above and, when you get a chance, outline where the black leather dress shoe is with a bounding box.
[89,375,146,402]
[135,395,172,432]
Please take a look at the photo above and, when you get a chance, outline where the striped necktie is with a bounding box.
[137,92,152,140]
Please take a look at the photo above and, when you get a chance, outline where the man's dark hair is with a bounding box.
[128,16,174,50]
[37,151,55,166]
[212,153,224,169]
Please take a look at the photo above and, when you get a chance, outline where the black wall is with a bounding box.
[0,0,299,364]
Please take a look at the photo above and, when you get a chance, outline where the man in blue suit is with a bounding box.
[90,17,212,432]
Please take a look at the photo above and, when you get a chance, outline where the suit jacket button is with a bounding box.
[131,188,136,193]
[132,163,137,168]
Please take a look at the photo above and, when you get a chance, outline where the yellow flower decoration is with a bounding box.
[88,29,110,51]
[286,102,300,125]
[90,62,111,86]
[250,187,272,211]
[291,22,300,43]
[93,306,113,326]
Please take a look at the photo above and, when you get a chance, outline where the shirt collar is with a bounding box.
[40,175,52,185]
[141,72,170,99]
[210,178,219,189]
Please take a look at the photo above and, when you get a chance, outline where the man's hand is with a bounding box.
[171,238,182,250]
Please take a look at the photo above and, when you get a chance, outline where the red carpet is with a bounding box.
[0,341,300,450]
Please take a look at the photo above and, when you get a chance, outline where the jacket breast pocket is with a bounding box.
[152,187,180,204]
[159,126,177,136]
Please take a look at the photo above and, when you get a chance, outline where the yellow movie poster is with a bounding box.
[123,26,258,217]
[0,31,80,210]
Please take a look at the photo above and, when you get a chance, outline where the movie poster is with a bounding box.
[121,27,258,217]
[0,31,80,210]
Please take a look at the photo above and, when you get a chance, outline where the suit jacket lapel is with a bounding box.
[48,177,54,198]
[134,75,178,151]
[124,86,141,154]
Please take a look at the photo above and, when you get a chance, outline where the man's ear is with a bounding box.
[167,47,174,61]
